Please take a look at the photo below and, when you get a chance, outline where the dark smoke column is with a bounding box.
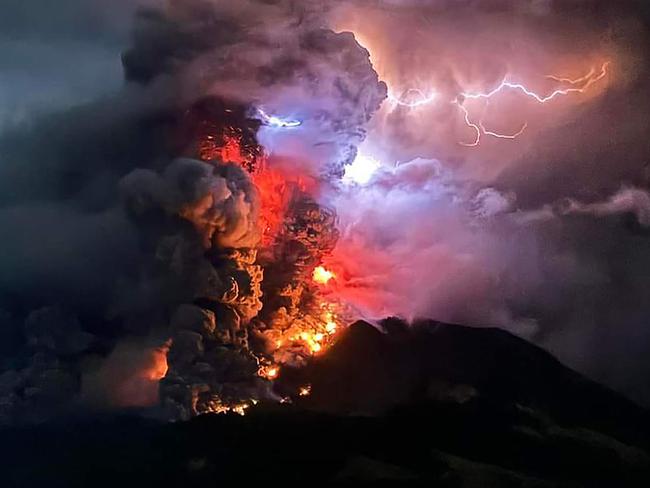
[119,0,387,418]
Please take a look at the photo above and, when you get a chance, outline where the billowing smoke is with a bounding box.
[562,187,650,226]
[81,340,170,409]
[0,0,385,423]
[122,0,386,176]
[1,0,650,423]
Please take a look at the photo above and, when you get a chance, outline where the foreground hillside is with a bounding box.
[2,320,649,487]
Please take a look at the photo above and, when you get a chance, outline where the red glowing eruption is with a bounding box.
[198,126,316,248]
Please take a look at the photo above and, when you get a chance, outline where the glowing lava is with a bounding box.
[203,399,255,416]
[263,300,342,360]
[252,167,292,247]
[199,130,257,170]
[313,266,336,284]
[258,365,279,380]
[195,115,345,408]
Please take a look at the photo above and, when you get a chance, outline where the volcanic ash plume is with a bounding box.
[0,0,386,423]
[5,0,650,421]
[123,0,387,177]
[116,0,386,417]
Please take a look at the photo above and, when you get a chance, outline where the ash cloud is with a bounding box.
[2,0,650,421]
[122,0,387,176]
[321,0,650,404]
[0,0,385,423]
[562,187,650,226]
[81,339,170,409]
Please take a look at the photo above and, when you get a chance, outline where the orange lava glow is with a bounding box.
[200,132,244,164]
[252,163,317,247]
[196,117,345,397]
[256,299,344,389]
[264,300,342,362]
[203,398,254,416]
[147,344,170,381]
[252,167,292,247]
[83,342,170,408]
[251,156,318,248]
[258,365,279,380]
[200,128,317,247]
[313,266,336,285]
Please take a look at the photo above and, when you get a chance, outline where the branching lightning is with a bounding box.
[480,120,528,140]
[462,61,610,104]
[455,100,528,147]
[455,101,482,147]
[546,67,597,85]
[387,61,610,146]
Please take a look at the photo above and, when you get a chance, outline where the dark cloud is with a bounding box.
[0,0,159,128]
[0,0,385,423]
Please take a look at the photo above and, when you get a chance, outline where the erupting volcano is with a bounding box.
[101,10,614,416]
[3,0,650,485]
[157,95,357,415]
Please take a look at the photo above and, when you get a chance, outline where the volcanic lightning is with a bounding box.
[480,120,529,140]
[455,61,609,145]
[455,101,482,147]
[383,61,610,146]
[256,108,302,128]
[455,100,529,147]
[461,61,610,104]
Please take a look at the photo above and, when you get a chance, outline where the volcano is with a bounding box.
[3,1,650,486]
[2,319,650,487]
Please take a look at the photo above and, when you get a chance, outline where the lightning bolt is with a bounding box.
[480,120,528,140]
[461,61,610,104]
[546,67,597,85]
[455,101,481,147]
[387,61,610,146]
[256,108,302,128]
[455,100,528,147]
[388,88,438,108]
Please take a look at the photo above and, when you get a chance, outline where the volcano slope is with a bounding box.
[2,319,650,487]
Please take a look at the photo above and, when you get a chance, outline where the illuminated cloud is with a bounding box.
[343,152,381,185]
